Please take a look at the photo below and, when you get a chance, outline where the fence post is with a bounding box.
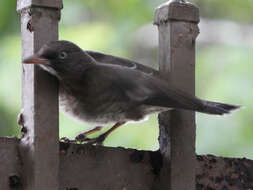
[154,1,199,189]
[16,0,62,189]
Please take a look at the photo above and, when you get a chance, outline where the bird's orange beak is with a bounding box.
[22,54,49,65]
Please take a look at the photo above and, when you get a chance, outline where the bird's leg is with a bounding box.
[60,126,102,143]
[87,121,126,145]
[75,126,103,142]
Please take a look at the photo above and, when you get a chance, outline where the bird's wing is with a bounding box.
[84,52,240,115]
[85,50,160,76]
[94,63,203,111]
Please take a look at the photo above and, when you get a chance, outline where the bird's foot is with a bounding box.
[60,137,77,143]
[86,134,107,145]
[60,126,103,144]
[60,123,121,145]
[75,133,91,142]
[84,122,125,145]
[60,134,106,145]
[74,126,103,143]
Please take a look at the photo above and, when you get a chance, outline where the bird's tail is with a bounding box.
[198,100,241,115]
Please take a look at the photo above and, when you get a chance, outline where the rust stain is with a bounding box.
[27,19,34,32]
[21,126,27,135]
[178,33,183,38]
[28,9,32,16]
[17,111,24,126]
[60,150,67,155]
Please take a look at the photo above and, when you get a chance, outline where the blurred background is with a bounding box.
[0,0,252,158]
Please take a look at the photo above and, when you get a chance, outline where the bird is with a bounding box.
[22,40,241,144]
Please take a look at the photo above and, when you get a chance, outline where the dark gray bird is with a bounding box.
[23,40,240,144]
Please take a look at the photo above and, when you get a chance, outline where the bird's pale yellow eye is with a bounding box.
[59,51,68,59]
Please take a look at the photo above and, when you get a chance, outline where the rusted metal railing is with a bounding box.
[0,0,201,189]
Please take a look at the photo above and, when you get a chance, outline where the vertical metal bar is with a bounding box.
[17,1,62,189]
[154,1,199,190]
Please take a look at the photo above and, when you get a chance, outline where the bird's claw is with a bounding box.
[60,128,107,145]
[60,135,105,145]
[75,133,90,142]
[86,134,107,145]
[60,137,76,143]
[60,133,91,144]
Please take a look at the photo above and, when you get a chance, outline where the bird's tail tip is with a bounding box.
[202,101,242,115]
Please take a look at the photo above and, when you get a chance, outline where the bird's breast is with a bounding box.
[59,86,129,126]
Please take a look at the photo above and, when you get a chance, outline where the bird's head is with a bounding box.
[23,40,94,78]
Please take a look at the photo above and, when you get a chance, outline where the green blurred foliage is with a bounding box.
[193,0,253,23]
[196,45,253,158]
[0,0,252,158]
[0,1,19,36]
